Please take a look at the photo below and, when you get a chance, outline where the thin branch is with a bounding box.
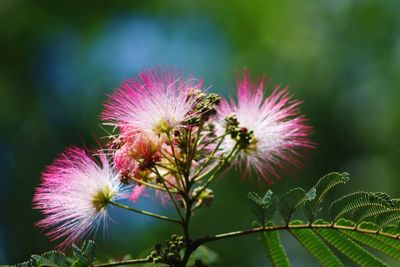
[128,176,178,193]
[192,143,240,200]
[193,223,400,248]
[109,201,182,224]
[93,257,151,267]
[192,133,227,179]
[166,132,186,184]
[154,162,179,173]
[197,133,228,151]
[153,167,185,221]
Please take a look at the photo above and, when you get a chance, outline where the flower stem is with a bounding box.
[109,201,181,224]
[193,133,227,179]
[192,142,240,200]
[180,195,194,266]
[153,167,185,221]
[129,176,178,193]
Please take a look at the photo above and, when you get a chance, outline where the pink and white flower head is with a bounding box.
[102,68,204,137]
[33,147,128,249]
[114,132,162,178]
[216,71,314,184]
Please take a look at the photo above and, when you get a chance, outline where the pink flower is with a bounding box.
[33,147,129,249]
[129,185,148,202]
[216,71,314,184]
[113,133,162,178]
[102,68,204,137]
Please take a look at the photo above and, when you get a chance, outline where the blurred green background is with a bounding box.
[1,0,400,266]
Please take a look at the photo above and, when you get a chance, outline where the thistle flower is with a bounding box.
[102,68,204,136]
[33,147,128,249]
[216,72,314,184]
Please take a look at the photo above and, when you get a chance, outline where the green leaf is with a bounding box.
[15,261,32,267]
[353,193,395,223]
[260,222,291,267]
[289,220,344,267]
[375,199,400,229]
[304,172,349,222]
[248,190,277,224]
[279,188,315,223]
[340,230,400,261]
[329,192,392,222]
[71,240,97,267]
[81,240,96,263]
[316,228,388,267]
[372,225,400,252]
[31,250,67,267]
[71,245,87,266]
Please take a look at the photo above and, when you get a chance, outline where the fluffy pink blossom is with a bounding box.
[102,68,204,137]
[216,71,314,184]
[33,147,129,249]
[113,133,162,178]
[129,185,148,202]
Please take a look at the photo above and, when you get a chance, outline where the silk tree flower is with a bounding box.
[111,132,180,203]
[102,68,204,137]
[113,132,162,179]
[216,72,314,184]
[33,147,129,249]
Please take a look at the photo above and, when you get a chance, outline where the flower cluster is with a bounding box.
[33,68,314,248]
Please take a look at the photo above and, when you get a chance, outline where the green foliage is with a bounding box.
[329,192,393,223]
[316,228,388,267]
[340,230,400,261]
[71,240,96,267]
[12,251,67,267]
[247,172,400,267]
[372,225,400,252]
[278,187,315,223]
[289,220,344,267]
[11,241,96,267]
[32,251,67,267]
[304,172,349,222]
[260,222,290,267]
[248,190,277,225]
[375,199,400,228]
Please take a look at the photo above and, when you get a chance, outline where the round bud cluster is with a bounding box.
[224,114,254,149]
[199,93,221,118]
[205,122,216,138]
[224,114,240,137]
[186,91,221,126]
[147,234,186,264]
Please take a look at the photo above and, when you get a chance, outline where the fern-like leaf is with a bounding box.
[340,230,400,261]
[316,228,388,267]
[375,199,400,228]
[261,222,291,267]
[15,261,31,267]
[304,172,349,222]
[248,190,277,224]
[352,193,394,223]
[369,225,400,252]
[329,192,392,222]
[249,172,400,267]
[279,188,315,223]
[31,250,67,267]
[289,220,344,267]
